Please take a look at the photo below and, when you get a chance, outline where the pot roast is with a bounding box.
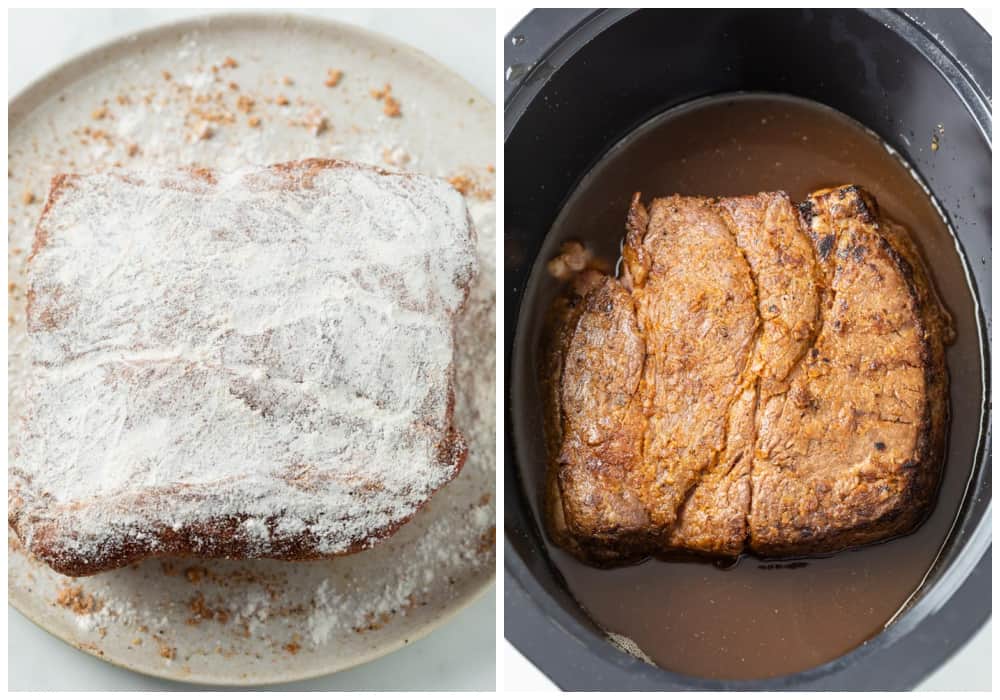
[543,185,951,564]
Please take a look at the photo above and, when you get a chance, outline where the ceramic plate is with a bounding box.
[8,12,496,685]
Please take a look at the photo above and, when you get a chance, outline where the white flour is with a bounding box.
[13,161,478,571]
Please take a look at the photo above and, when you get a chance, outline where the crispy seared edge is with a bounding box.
[540,270,650,566]
[753,185,949,555]
[541,195,660,564]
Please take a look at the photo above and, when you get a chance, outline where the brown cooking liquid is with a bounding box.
[512,94,979,680]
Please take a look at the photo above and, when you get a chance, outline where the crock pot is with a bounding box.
[504,8,991,691]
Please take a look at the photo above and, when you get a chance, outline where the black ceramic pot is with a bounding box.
[504,8,991,691]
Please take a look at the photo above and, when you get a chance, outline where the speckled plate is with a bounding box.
[8,12,496,685]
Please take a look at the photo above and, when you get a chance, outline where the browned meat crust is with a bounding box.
[750,186,948,555]
[543,186,950,563]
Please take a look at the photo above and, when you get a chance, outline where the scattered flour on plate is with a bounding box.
[9,24,495,669]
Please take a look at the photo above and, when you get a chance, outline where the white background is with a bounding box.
[6,7,495,691]
[500,5,992,692]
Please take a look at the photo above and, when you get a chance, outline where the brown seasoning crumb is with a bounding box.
[324,69,343,87]
[293,108,329,136]
[312,116,329,136]
[186,591,231,625]
[194,121,213,141]
[478,526,496,554]
[448,175,475,196]
[383,95,402,118]
[56,586,103,615]
[446,172,494,200]
[381,146,411,167]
